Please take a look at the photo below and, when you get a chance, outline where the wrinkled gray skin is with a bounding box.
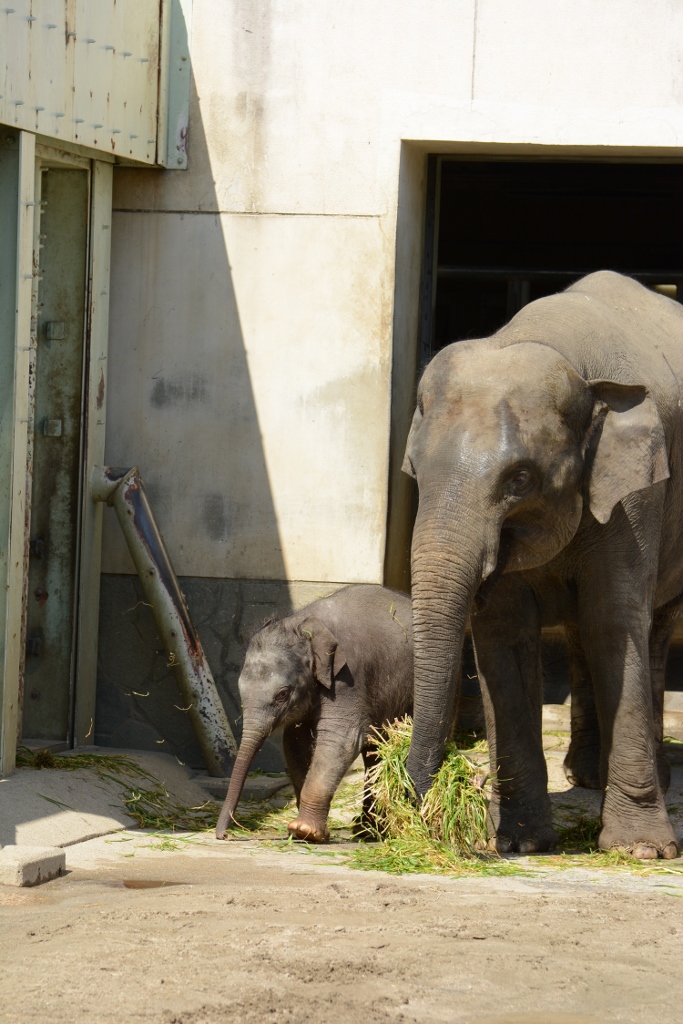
[403,271,682,860]
[216,585,414,842]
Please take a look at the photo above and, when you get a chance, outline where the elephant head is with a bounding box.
[215,616,346,838]
[402,339,669,796]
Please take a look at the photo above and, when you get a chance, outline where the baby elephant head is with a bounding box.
[215,615,347,839]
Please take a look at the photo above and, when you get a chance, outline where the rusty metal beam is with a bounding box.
[91,465,236,777]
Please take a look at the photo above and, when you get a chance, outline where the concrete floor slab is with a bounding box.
[0,748,215,848]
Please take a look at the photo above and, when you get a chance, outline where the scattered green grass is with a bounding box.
[348,836,525,877]
[534,848,683,874]
[16,733,683,879]
[450,729,488,752]
[360,718,490,853]
[341,717,523,877]
[555,811,602,852]
[539,803,683,873]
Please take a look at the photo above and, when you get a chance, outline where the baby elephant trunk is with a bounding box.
[215,722,269,839]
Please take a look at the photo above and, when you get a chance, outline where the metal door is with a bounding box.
[21,165,89,743]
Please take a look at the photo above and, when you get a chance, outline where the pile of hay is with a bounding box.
[350,717,507,876]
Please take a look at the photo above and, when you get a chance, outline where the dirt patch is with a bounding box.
[3,735,683,1022]
[1,839,682,1024]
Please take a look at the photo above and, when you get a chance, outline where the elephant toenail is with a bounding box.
[518,839,537,854]
[632,843,657,860]
[496,837,513,854]
[662,842,679,860]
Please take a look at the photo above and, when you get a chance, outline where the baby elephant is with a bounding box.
[215,584,414,842]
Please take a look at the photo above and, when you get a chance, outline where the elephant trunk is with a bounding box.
[407,493,495,797]
[215,716,270,839]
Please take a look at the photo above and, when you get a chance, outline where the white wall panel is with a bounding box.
[107,0,683,587]
[104,211,391,583]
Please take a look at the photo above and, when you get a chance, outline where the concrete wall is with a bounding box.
[100,0,683,759]
[107,0,683,586]
[95,576,337,771]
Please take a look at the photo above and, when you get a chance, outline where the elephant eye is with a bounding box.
[507,468,535,497]
[273,687,292,704]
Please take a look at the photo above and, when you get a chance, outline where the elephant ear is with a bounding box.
[298,617,347,689]
[401,406,422,479]
[587,380,669,525]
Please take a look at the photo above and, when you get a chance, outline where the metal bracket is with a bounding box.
[45,320,65,341]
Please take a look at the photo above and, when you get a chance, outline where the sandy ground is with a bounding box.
[2,730,683,1024]
[1,835,683,1024]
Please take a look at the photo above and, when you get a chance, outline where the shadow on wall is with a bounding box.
[96,64,292,772]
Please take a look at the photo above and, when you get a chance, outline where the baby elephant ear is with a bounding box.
[588,380,669,525]
[298,617,347,689]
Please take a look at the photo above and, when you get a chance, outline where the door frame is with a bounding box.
[383,141,683,593]
[0,133,113,774]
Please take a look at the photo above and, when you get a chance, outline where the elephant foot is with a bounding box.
[563,736,601,790]
[488,798,557,854]
[287,816,330,843]
[599,789,678,860]
[600,833,678,860]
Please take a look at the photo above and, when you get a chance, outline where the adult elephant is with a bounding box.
[403,271,681,860]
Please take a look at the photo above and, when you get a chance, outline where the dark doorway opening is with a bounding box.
[425,159,683,358]
[420,157,683,711]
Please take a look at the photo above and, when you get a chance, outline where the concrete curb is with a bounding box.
[0,845,66,886]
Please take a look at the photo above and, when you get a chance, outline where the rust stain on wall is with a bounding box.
[96,369,105,410]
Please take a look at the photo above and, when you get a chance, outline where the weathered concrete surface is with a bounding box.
[199,773,291,802]
[542,701,683,741]
[0,828,680,1024]
[2,725,683,1021]
[95,574,339,770]
[105,1,683,606]
[0,845,65,886]
[104,210,392,584]
[0,748,212,848]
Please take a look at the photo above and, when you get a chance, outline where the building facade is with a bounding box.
[3,2,683,772]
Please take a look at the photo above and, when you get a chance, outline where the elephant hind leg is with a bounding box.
[563,627,601,790]
[650,602,682,794]
[564,610,677,794]
[283,722,316,806]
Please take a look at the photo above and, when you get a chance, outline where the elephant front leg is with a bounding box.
[287,722,362,843]
[472,580,557,854]
[563,627,601,790]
